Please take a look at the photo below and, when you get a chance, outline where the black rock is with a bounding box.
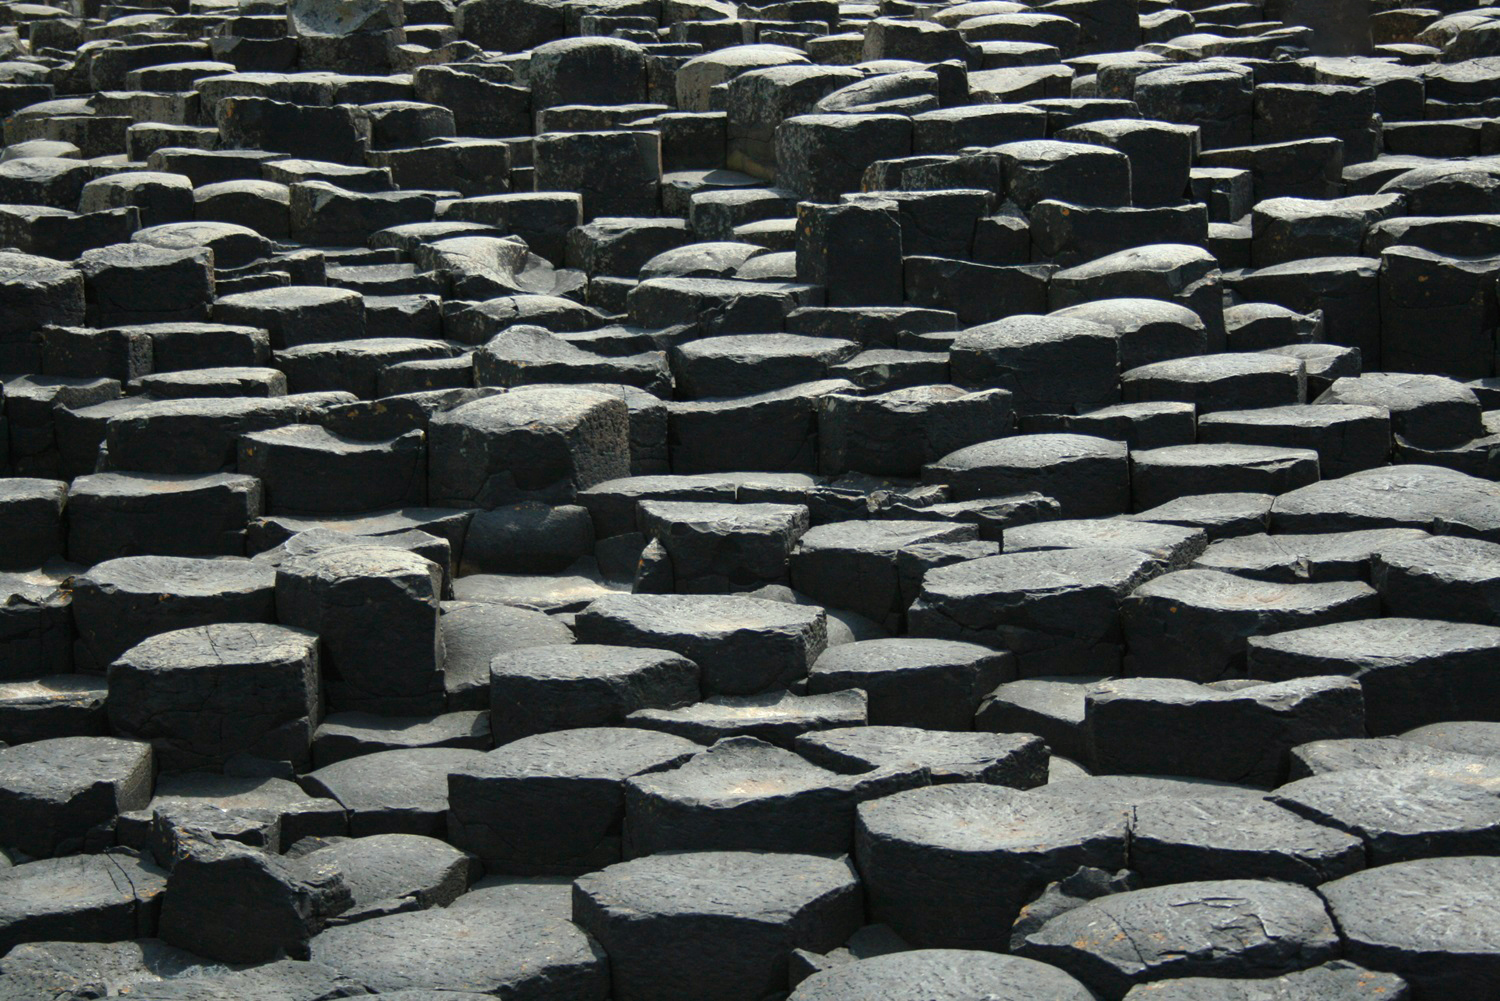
[108,623,320,772]
[302,747,486,837]
[1248,617,1500,735]
[156,831,352,963]
[1321,855,1500,1000]
[448,726,698,873]
[573,850,862,1001]
[0,736,153,858]
[0,850,167,956]
[1129,795,1364,886]
[855,783,1128,951]
[805,638,1011,731]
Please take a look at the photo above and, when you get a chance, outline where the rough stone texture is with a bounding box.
[1018,879,1340,998]
[6,0,1500,988]
[573,851,862,1001]
[855,784,1128,951]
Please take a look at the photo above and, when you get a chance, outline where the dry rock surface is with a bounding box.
[3,0,1500,997]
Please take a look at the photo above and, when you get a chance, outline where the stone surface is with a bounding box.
[573,851,862,1001]
[4,0,1500,988]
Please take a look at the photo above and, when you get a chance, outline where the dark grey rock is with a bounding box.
[950,314,1119,416]
[302,747,486,837]
[1019,879,1339,999]
[1007,864,1141,953]
[489,643,699,743]
[312,711,491,767]
[574,593,826,695]
[440,600,574,711]
[1400,719,1500,759]
[1085,676,1365,785]
[1197,404,1391,480]
[1371,535,1500,626]
[0,478,66,571]
[461,502,597,576]
[237,425,426,515]
[0,939,235,998]
[313,880,608,997]
[790,520,976,626]
[855,783,1128,951]
[1129,796,1364,886]
[0,851,166,956]
[788,948,1096,1001]
[1321,856,1500,1001]
[1129,444,1320,511]
[116,773,347,852]
[157,831,352,963]
[1192,529,1430,585]
[1005,518,1208,568]
[627,689,866,747]
[1126,492,1274,540]
[109,623,320,772]
[573,850,862,1001]
[67,472,263,565]
[0,736,153,858]
[817,385,1013,478]
[1290,735,1500,779]
[0,675,107,745]
[924,433,1129,517]
[427,388,630,507]
[276,545,445,716]
[911,548,1164,676]
[1272,767,1500,865]
[805,637,1010,730]
[1249,618,1500,734]
[1117,961,1409,1000]
[976,675,1103,762]
[1121,570,1381,681]
[76,957,367,1001]
[1271,464,1500,536]
[638,499,809,594]
[305,834,477,925]
[448,726,697,873]
[624,735,925,857]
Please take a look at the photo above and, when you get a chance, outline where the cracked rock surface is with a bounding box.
[4,0,1500,995]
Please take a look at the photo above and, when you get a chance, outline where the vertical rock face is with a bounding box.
[5,0,1500,995]
[427,388,630,507]
[276,545,446,716]
[0,737,154,858]
[573,850,863,1001]
[109,622,321,772]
